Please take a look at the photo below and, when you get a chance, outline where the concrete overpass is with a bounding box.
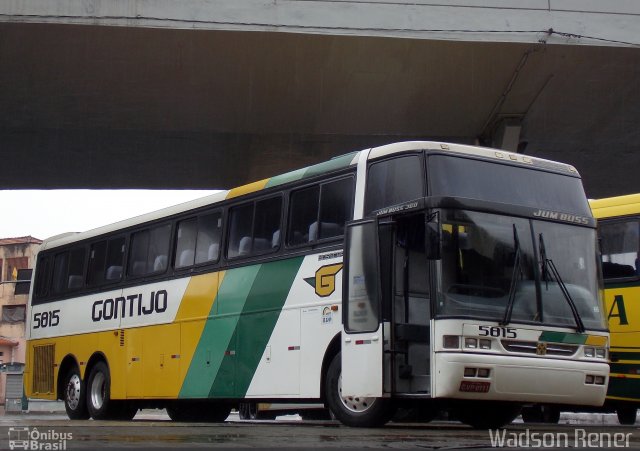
[1,1,639,197]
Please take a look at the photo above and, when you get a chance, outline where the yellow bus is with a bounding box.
[25,141,609,428]
[590,193,640,424]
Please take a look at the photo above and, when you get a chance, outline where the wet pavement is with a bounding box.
[0,411,638,450]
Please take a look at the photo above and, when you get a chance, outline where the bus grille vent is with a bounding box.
[33,344,55,394]
[120,330,125,347]
[501,340,578,357]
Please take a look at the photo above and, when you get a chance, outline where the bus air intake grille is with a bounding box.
[120,330,125,347]
[33,344,55,394]
[501,340,577,357]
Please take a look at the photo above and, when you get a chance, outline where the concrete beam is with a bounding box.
[1,0,639,47]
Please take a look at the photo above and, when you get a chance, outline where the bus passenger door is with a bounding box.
[341,219,383,398]
[388,214,431,395]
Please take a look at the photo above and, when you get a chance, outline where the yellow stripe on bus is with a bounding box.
[172,271,225,397]
[226,179,269,199]
[175,272,224,322]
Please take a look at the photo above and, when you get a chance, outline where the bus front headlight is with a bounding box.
[464,338,478,349]
[595,348,607,359]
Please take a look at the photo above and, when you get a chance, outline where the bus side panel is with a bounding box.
[176,272,223,397]
[246,252,343,398]
[179,257,305,399]
[243,308,301,396]
[605,284,640,402]
[211,258,304,398]
[179,265,260,398]
[96,330,128,399]
[26,330,124,400]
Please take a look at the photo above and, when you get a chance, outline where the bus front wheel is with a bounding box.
[63,367,90,420]
[324,353,394,427]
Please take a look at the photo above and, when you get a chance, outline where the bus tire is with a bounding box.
[617,406,637,425]
[86,361,118,420]
[324,353,394,427]
[63,367,90,420]
[456,402,521,429]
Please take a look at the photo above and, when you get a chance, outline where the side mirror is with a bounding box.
[425,212,441,260]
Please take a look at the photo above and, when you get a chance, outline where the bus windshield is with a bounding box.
[436,209,605,330]
[429,155,591,217]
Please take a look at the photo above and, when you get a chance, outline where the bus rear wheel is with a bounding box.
[86,361,129,420]
[63,367,90,420]
[324,353,394,427]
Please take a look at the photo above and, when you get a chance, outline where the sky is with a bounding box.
[1,190,219,241]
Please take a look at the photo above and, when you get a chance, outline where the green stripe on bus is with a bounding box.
[266,152,357,189]
[265,168,308,188]
[607,377,640,401]
[179,265,261,398]
[209,257,304,398]
[303,153,356,179]
[539,331,587,344]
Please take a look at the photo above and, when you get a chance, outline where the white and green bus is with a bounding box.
[25,141,608,428]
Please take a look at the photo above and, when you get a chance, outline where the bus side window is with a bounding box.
[175,218,197,268]
[288,185,319,246]
[33,256,51,301]
[87,241,108,286]
[51,252,68,295]
[600,218,640,278]
[287,178,354,246]
[228,203,253,259]
[195,212,222,264]
[66,247,86,291]
[128,224,171,276]
[254,197,282,252]
[228,197,282,259]
[105,237,125,281]
[317,178,354,240]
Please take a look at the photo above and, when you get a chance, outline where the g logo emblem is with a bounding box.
[305,264,343,297]
[536,342,547,355]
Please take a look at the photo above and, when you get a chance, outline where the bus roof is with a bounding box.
[589,193,640,219]
[39,141,579,251]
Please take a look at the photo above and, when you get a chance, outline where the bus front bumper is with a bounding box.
[434,352,608,406]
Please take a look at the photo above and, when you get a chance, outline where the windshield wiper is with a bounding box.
[501,225,522,326]
[538,233,585,333]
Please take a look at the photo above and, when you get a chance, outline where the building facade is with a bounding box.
[0,236,41,412]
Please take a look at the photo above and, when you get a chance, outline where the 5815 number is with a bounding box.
[33,310,60,329]
[478,325,517,339]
